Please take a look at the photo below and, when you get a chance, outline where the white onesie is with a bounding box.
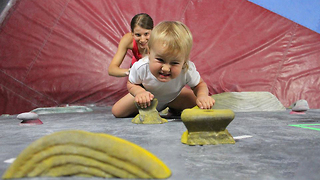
[129,56,201,111]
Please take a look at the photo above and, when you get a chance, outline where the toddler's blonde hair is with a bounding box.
[148,21,193,64]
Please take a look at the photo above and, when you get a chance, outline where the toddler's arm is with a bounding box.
[192,78,215,109]
[127,81,154,108]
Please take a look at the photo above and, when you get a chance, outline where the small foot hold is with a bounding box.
[289,99,309,113]
[181,108,235,145]
[132,99,167,124]
[17,112,43,125]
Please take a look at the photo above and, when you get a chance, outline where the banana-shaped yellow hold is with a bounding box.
[2,130,171,179]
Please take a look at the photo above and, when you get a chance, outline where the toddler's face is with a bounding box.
[132,26,151,50]
[149,42,185,82]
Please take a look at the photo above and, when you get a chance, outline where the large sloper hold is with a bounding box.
[181,108,235,145]
[212,92,286,112]
[31,106,93,115]
[132,98,168,124]
[2,130,171,179]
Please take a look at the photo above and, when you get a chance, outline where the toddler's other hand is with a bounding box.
[196,95,215,109]
[135,91,154,108]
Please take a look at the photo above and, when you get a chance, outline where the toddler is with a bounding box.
[112,21,215,117]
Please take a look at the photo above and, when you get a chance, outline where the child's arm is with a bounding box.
[127,81,154,108]
[191,78,215,109]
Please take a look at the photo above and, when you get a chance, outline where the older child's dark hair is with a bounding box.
[130,13,154,32]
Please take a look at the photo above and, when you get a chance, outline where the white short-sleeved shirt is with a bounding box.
[129,56,201,111]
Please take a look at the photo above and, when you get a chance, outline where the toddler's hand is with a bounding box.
[196,95,215,109]
[135,91,154,108]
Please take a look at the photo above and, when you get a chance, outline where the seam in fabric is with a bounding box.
[23,0,71,82]
[270,23,298,94]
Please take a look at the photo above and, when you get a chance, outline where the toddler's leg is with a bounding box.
[112,93,138,118]
[168,87,196,111]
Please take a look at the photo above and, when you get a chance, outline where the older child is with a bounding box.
[112,21,215,118]
[108,13,153,77]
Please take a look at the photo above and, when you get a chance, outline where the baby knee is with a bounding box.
[111,106,122,118]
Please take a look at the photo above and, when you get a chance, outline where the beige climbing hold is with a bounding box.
[132,98,168,124]
[2,130,171,179]
[212,92,286,112]
[181,108,235,145]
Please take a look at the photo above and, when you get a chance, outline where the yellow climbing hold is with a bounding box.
[132,98,168,124]
[181,108,235,145]
[2,130,171,179]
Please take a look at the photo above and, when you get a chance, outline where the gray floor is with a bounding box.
[1,107,320,180]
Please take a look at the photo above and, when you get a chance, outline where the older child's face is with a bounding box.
[132,26,151,50]
[149,42,185,82]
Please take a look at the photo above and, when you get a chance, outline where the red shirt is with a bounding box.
[131,39,142,65]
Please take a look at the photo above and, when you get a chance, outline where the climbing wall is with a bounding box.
[0,0,320,114]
